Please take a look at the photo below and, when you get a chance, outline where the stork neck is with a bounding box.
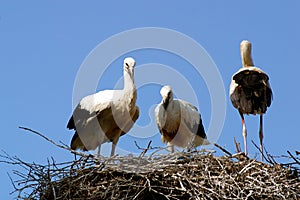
[163,97,174,110]
[163,98,170,110]
[241,47,254,67]
[123,70,136,93]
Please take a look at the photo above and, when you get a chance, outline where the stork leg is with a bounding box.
[167,142,175,153]
[97,144,101,157]
[110,134,121,157]
[259,114,264,161]
[110,141,117,157]
[239,111,248,155]
[187,135,195,152]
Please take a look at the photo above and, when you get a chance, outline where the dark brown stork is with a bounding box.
[230,40,272,160]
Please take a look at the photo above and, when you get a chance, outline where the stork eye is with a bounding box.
[126,63,129,67]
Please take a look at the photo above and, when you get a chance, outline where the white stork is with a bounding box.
[155,85,209,153]
[230,40,272,159]
[67,57,139,157]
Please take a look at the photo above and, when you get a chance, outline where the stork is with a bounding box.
[230,40,272,160]
[67,57,139,157]
[155,85,209,153]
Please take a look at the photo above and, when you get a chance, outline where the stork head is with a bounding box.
[240,40,254,67]
[123,57,136,77]
[160,85,173,109]
[240,40,252,54]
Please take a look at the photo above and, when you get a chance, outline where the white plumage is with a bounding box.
[230,40,272,159]
[155,85,209,153]
[67,57,139,157]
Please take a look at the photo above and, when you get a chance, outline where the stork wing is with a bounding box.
[233,67,269,87]
[266,82,273,107]
[231,66,273,110]
[178,99,198,112]
[67,90,114,131]
[67,115,75,130]
[178,99,207,139]
[154,103,165,133]
[120,106,140,137]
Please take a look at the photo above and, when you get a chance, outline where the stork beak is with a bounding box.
[130,67,134,77]
[128,67,135,81]
[162,96,170,110]
[125,66,134,79]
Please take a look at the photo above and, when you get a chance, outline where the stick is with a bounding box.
[251,140,269,163]
[234,137,241,153]
[287,151,300,165]
[213,143,232,156]
[139,141,152,158]
[18,126,93,159]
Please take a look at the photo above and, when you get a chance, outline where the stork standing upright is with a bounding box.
[67,57,139,157]
[155,85,209,153]
[230,40,272,160]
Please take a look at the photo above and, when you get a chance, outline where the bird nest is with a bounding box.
[1,128,300,199]
[2,149,300,200]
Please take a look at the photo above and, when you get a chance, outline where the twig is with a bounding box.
[7,173,18,195]
[139,140,152,158]
[19,126,66,149]
[287,151,300,165]
[251,140,269,163]
[234,137,241,153]
[213,143,232,156]
[18,126,93,159]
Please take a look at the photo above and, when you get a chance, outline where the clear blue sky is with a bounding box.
[1,1,299,199]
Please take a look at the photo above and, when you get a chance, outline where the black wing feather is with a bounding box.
[67,116,75,130]
[184,115,207,139]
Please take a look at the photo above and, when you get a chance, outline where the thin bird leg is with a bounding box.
[110,134,121,157]
[187,135,196,152]
[110,143,116,157]
[168,142,175,153]
[239,111,248,155]
[259,114,264,161]
[97,144,101,158]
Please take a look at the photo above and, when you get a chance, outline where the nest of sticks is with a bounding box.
[1,127,300,200]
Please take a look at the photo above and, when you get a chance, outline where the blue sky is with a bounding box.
[1,1,299,199]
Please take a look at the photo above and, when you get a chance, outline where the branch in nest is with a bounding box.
[234,137,241,153]
[213,143,232,156]
[251,140,273,164]
[18,126,95,160]
[134,140,164,158]
[138,140,152,158]
[287,151,300,165]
